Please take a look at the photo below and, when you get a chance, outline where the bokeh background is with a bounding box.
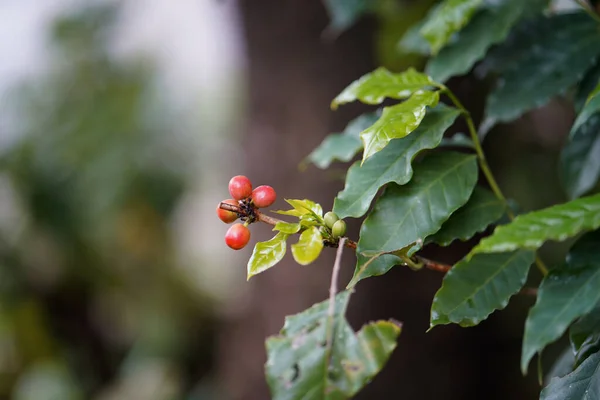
[0,0,577,399]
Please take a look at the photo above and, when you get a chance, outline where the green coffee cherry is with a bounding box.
[324,211,339,229]
[332,219,347,238]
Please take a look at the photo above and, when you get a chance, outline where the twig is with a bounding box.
[325,237,347,349]
[440,86,549,276]
[219,202,357,249]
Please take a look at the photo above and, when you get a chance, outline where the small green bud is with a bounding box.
[324,211,339,229]
[332,219,347,238]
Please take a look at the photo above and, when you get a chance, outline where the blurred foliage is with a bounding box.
[0,5,216,399]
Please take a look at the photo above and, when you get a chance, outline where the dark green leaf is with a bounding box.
[575,61,600,112]
[483,12,600,127]
[560,83,600,199]
[358,151,478,254]
[304,112,379,169]
[398,19,431,55]
[545,347,575,385]
[291,226,324,265]
[439,132,475,149]
[334,105,460,218]
[347,253,402,289]
[427,187,505,246]
[521,231,600,373]
[470,193,600,256]
[265,291,401,400]
[420,0,482,55]
[570,305,600,368]
[426,0,548,82]
[560,116,600,200]
[540,351,600,400]
[430,250,534,328]
[331,67,438,109]
[323,0,370,35]
[247,232,289,280]
[360,90,439,161]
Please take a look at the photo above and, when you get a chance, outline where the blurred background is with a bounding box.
[0,0,577,399]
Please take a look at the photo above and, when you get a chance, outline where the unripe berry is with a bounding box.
[332,220,347,238]
[229,175,253,200]
[225,223,251,250]
[252,185,277,208]
[324,211,339,229]
[216,199,238,224]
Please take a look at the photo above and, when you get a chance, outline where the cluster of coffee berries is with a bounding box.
[216,175,277,250]
[324,211,346,238]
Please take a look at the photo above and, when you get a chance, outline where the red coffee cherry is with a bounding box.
[225,223,251,250]
[217,199,238,224]
[229,175,253,200]
[251,185,277,208]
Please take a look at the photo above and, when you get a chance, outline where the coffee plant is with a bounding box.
[218,0,600,398]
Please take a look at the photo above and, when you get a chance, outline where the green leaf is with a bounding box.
[575,62,600,113]
[427,187,505,246]
[398,19,431,56]
[560,83,600,199]
[545,347,575,384]
[265,291,401,400]
[358,151,478,255]
[304,112,379,169]
[347,253,402,289]
[419,0,482,55]
[426,0,548,82]
[430,250,534,328]
[521,231,600,373]
[274,221,301,234]
[483,12,600,127]
[439,132,474,149]
[331,67,437,109]
[323,0,370,35]
[360,90,440,162]
[470,193,600,256]
[291,226,324,265]
[247,232,289,280]
[333,104,460,218]
[570,306,600,368]
[285,199,324,220]
[540,351,600,400]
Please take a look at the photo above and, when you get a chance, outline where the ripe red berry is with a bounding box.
[217,199,238,224]
[225,223,251,250]
[229,175,253,200]
[252,185,277,208]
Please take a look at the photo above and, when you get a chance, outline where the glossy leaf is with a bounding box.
[358,151,478,255]
[361,90,440,162]
[334,105,460,218]
[419,0,482,55]
[430,250,535,328]
[470,193,600,256]
[570,305,600,368]
[273,221,301,234]
[247,232,289,280]
[347,253,403,289]
[540,351,600,400]
[265,291,401,400]
[575,61,600,113]
[483,12,600,127]
[560,83,600,199]
[305,112,379,169]
[283,199,323,220]
[331,67,437,109]
[291,226,324,265]
[323,0,370,35]
[521,231,600,373]
[427,187,505,246]
[426,0,548,82]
